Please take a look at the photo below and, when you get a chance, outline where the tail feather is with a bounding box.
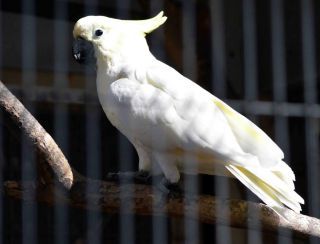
[226,164,284,208]
[272,160,296,190]
[242,165,304,205]
[226,164,304,215]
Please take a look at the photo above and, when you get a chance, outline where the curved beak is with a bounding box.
[72,37,96,65]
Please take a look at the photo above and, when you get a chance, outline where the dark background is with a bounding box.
[0,0,319,243]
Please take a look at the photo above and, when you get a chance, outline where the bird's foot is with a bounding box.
[157,177,184,199]
[106,170,151,184]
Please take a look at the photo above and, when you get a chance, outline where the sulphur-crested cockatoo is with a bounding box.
[72,12,304,214]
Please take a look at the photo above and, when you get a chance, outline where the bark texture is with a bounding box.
[0,81,74,189]
[4,180,320,240]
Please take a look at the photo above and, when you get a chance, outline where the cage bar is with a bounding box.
[301,0,320,226]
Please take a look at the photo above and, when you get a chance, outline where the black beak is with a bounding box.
[72,37,96,65]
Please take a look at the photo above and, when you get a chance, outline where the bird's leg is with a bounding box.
[106,144,153,184]
[106,170,151,184]
[152,153,184,198]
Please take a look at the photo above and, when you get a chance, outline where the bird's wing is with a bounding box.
[145,61,304,214]
[146,61,283,168]
[211,96,284,167]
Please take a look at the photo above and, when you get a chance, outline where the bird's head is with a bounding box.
[72,11,167,66]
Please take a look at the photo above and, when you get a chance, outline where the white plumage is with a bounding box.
[73,11,304,215]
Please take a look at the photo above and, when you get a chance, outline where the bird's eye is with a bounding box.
[95,29,103,37]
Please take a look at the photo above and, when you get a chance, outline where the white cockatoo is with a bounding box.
[72,12,304,214]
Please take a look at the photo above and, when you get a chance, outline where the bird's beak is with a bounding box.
[72,37,96,65]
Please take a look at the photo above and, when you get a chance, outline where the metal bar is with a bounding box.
[182,0,197,81]
[271,0,292,241]
[6,85,99,104]
[226,100,320,118]
[271,0,287,103]
[271,1,293,242]
[149,1,166,60]
[149,1,168,244]
[271,0,290,160]
[301,1,317,105]
[53,1,70,244]
[304,117,319,244]
[6,84,320,118]
[242,0,258,103]
[242,0,262,243]
[210,0,231,243]
[116,3,135,244]
[21,1,37,243]
[0,112,4,244]
[82,1,103,243]
[210,0,226,98]
[301,0,320,226]
[214,177,231,244]
[182,1,199,243]
[0,10,3,244]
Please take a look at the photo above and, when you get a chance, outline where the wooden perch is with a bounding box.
[0,81,74,189]
[0,80,320,240]
[3,179,320,240]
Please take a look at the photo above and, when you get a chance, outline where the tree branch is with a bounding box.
[4,179,320,240]
[0,81,75,189]
[0,80,320,240]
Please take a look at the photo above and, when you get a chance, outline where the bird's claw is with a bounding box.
[157,177,184,199]
[134,170,152,184]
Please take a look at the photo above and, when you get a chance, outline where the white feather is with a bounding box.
[73,13,305,214]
